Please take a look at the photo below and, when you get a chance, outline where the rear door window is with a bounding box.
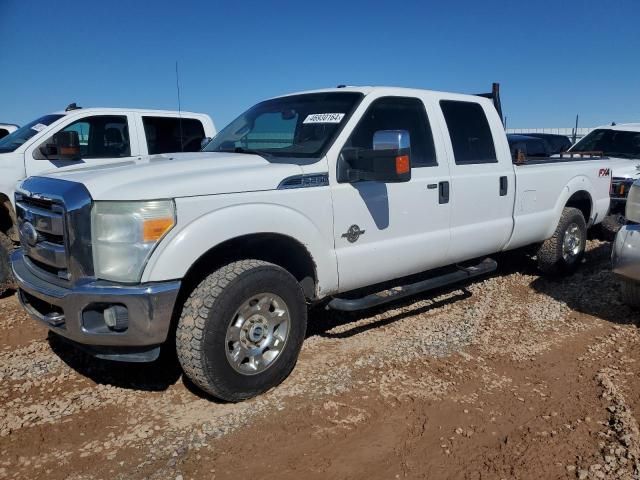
[142,117,206,154]
[440,100,497,165]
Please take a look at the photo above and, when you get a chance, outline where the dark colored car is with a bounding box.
[507,134,552,159]
[519,133,572,154]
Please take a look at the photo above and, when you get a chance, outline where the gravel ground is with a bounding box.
[1,239,640,479]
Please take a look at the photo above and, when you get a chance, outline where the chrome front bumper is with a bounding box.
[612,224,640,282]
[11,250,180,361]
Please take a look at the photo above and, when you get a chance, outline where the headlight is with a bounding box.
[626,182,640,223]
[91,200,175,282]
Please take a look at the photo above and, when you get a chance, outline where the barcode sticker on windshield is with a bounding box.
[31,123,47,132]
[303,113,345,124]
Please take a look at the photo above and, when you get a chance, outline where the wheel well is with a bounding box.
[566,191,592,224]
[179,233,318,301]
[0,195,17,241]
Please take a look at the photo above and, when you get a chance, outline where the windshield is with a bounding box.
[204,92,363,158]
[570,128,640,159]
[0,114,65,153]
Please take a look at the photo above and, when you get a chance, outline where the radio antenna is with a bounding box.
[175,61,184,152]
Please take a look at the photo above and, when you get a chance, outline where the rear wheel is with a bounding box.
[537,207,587,275]
[176,259,307,402]
[0,232,15,296]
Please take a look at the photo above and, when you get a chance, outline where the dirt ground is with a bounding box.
[2,240,640,480]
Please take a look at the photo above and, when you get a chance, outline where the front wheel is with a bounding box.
[537,207,587,275]
[0,232,15,296]
[176,259,307,402]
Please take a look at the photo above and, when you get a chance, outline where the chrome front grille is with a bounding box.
[16,176,95,285]
[15,194,70,281]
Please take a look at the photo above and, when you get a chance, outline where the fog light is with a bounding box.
[104,305,129,331]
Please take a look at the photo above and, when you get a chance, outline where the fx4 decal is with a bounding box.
[598,168,611,177]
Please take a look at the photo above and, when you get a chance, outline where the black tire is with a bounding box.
[592,214,623,242]
[537,207,587,275]
[0,232,15,296]
[621,279,640,308]
[176,259,307,402]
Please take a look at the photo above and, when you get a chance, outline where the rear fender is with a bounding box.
[544,175,594,239]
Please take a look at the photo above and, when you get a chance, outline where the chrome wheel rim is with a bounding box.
[225,293,290,375]
[562,223,582,262]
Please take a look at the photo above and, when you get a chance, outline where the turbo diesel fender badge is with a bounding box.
[342,224,365,243]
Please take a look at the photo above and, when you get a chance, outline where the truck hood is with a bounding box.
[607,157,640,179]
[39,152,304,200]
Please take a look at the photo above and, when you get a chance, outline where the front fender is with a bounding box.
[142,198,338,296]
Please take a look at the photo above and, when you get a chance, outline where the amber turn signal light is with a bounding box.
[143,218,175,242]
[395,155,410,175]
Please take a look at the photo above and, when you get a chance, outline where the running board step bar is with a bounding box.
[327,258,497,312]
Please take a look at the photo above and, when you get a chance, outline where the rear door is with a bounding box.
[437,99,515,261]
[331,95,452,292]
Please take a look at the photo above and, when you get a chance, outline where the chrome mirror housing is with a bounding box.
[373,129,411,151]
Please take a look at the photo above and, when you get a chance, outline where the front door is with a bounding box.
[25,114,137,176]
[331,95,452,293]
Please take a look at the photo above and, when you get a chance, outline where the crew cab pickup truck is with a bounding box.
[10,86,610,402]
[0,106,215,293]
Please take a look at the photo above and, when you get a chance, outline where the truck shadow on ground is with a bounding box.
[306,288,472,339]
[48,333,182,392]
[0,288,16,300]
[527,241,640,326]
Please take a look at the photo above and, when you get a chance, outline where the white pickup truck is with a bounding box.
[0,105,215,293]
[11,86,610,401]
[568,123,640,216]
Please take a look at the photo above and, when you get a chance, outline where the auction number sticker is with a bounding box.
[31,123,47,132]
[303,113,345,124]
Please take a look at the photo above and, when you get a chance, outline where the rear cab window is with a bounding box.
[440,100,497,165]
[142,116,206,154]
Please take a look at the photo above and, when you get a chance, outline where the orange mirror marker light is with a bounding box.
[395,155,410,175]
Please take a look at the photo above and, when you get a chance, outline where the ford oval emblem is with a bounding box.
[20,222,38,247]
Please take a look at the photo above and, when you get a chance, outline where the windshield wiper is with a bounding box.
[218,146,273,158]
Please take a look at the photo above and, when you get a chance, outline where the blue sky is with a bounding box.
[1,0,638,129]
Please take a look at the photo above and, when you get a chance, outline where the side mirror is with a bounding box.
[54,131,80,160]
[200,137,212,150]
[338,130,411,183]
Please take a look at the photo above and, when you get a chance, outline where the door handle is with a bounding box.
[499,176,508,196]
[439,181,450,204]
